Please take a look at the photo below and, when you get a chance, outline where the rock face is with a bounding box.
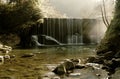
[88,50,120,77]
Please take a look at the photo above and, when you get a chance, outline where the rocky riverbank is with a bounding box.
[0,46,119,79]
[0,46,96,79]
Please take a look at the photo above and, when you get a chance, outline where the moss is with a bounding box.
[97,0,120,55]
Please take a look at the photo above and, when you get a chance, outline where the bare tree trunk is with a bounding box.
[101,0,110,28]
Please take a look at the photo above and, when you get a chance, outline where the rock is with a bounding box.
[86,63,102,69]
[0,44,12,53]
[0,56,4,64]
[45,64,57,71]
[4,55,10,59]
[53,59,81,75]
[75,64,85,69]
[87,57,96,63]
[114,51,120,58]
[42,72,56,79]
[96,74,101,77]
[70,58,81,64]
[10,55,15,58]
[103,51,115,60]
[52,76,60,79]
[42,77,50,79]
[69,73,81,77]
[21,53,35,58]
[87,57,104,64]
[102,58,120,76]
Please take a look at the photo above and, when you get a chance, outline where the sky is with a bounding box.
[49,0,115,18]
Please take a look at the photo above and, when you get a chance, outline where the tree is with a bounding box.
[95,0,120,75]
[96,0,120,57]
[0,0,43,32]
[0,0,43,47]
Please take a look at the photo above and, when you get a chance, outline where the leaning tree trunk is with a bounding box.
[96,0,120,59]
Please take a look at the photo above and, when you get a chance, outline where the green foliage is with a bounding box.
[0,0,43,32]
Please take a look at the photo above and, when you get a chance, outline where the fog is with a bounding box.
[39,0,115,42]
[48,0,115,18]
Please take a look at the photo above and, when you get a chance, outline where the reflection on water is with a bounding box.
[10,45,111,79]
[13,45,96,64]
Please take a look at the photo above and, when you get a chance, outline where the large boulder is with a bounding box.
[52,59,84,75]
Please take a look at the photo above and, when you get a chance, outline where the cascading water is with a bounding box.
[80,20,84,45]
[35,0,116,46]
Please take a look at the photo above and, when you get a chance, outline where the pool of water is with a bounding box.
[0,45,111,79]
[13,45,96,63]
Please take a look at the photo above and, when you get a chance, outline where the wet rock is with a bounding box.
[10,55,15,58]
[53,59,80,75]
[69,73,81,77]
[96,74,101,77]
[52,76,60,79]
[21,53,35,58]
[42,72,57,79]
[45,64,57,71]
[111,67,120,79]
[42,77,50,79]
[86,63,102,69]
[53,61,75,75]
[103,51,115,60]
[87,57,104,64]
[115,51,120,58]
[87,57,96,63]
[75,64,85,69]
[102,58,120,76]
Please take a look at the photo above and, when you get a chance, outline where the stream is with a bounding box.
[0,45,119,79]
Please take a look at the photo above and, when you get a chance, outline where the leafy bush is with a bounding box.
[0,0,43,32]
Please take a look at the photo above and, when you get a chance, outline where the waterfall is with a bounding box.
[36,18,101,46]
[80,20,84,45]
[58,18,61,42]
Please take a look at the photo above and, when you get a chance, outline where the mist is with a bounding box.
[48,0,115,18]
[38,0,115,43]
